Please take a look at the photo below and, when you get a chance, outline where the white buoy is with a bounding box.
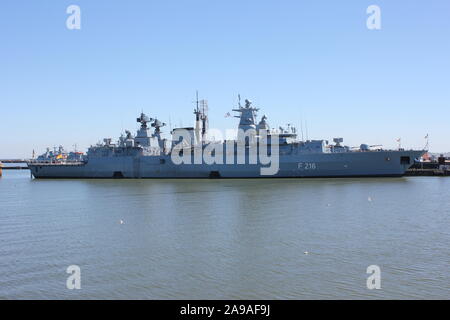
[119,219,124,225]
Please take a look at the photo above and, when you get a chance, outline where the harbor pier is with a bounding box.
[0,159,29,171]
[406,154,450,176]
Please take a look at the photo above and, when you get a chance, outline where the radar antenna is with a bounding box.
[151,118,166,134]
[193,91,209,143]
[137,112,153,129]
[232,97,259,131]
[199,99,208,139]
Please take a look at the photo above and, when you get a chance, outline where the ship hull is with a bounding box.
[28,150,424,179]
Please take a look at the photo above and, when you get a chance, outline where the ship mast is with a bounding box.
[232,97,259,131]
[193,91,208,144]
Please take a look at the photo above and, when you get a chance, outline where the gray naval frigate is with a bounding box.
[28,97,425,179]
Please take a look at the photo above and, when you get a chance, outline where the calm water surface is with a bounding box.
[1,170,449,299]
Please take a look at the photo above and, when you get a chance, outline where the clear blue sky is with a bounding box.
[1,0,449,158]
